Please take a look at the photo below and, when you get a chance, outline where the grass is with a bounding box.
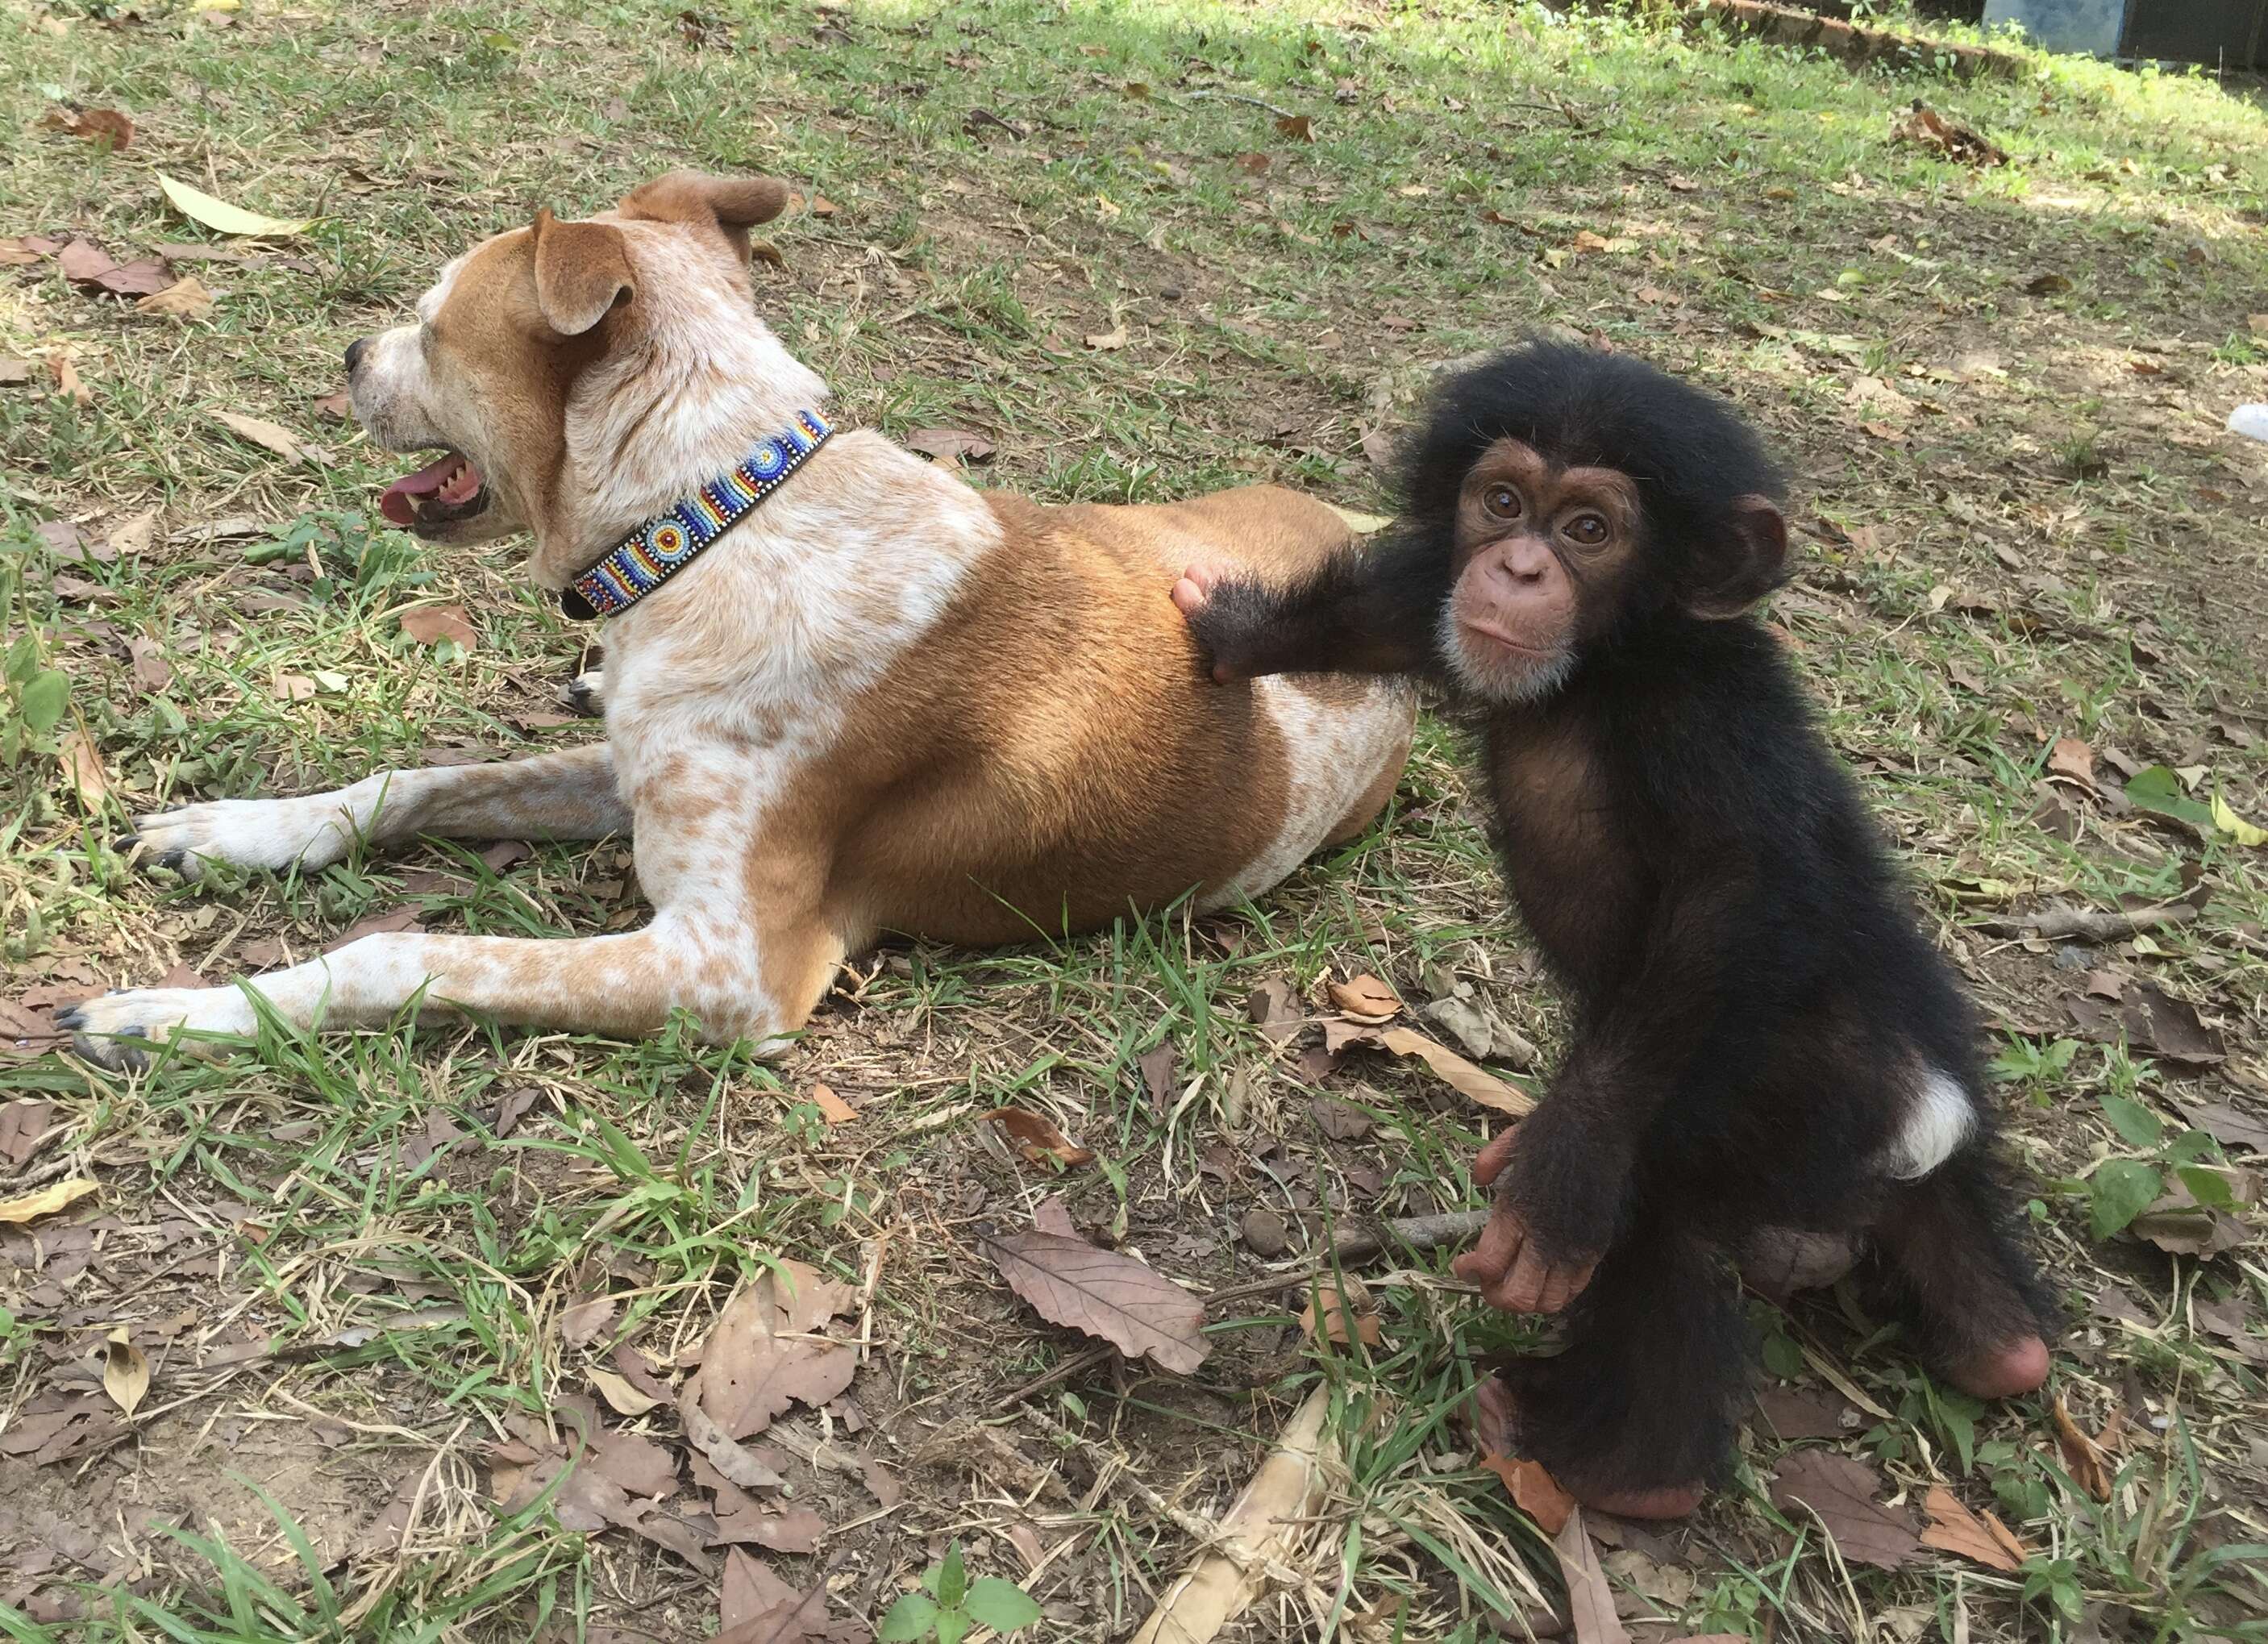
[3,0,2267,1638]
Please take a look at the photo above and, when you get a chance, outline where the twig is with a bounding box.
[1978,901,2199,944]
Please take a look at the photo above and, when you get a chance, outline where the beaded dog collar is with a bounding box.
[560,409,834,619]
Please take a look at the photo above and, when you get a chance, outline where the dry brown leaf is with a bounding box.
[806,1082,856,1124]
[1769,1450,1920,1570]
[1323,1022,1535,1116]
[1275,113,1314,142]
[1327,973,1400,1018]
[1232,151,1271,174]
[1919,1484,2029,1571]
[560,1289,616,1348]
[311,390,352,419]
[211,410,306,460]
[108,510,156,557]
[102,1328,149,1417]
[0,1177,98,1224]
[1247,976,1304,1044]
[987,1105,1096,1168]
[1084,323,1129,352]
[0,1099,53,1168]
[984,1228,1209,1373]
[1299,1275,1383,1348]
[712,1500,826,1554]
[398,603,479,651]
[49,354,89,407]
[58,239,118,285]
[589,1367,659,1417]
[905,427,995,464]
[682,1399,786,1490]
[1554,1509,1630,1644]
[1032,1194,1079,1238]
[693,1260,859,1440]
[56,729,110,810]
[2052,1396,2113,1500]
[2047,736,2096,788]
[1136,1039,1176,1118]
[324,907,422,951]
[722,1546,797,1630]
[0,358,31,385]
[1481,1455,1574,1534]
[135,275,214,319]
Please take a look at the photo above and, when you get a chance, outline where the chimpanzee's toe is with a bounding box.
[1944,1333,2050,1401]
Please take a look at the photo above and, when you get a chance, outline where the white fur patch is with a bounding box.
[1881,1068,1975,1180]
[1205,676,1416,906]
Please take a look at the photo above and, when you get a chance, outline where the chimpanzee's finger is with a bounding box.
[1472,1127,1520,1188]
[1452,1205,1525,1285]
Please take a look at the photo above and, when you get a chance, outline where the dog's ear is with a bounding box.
[618,172,791,261]
[530,208,635,337]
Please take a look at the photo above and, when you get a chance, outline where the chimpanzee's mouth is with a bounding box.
[378,450,490,535]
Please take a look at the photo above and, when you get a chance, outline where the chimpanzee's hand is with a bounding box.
[1169,560,1263,685]
[1451,1120,1618,1314]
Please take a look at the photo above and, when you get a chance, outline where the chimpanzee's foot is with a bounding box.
[1942,1333,2050,1401]
[1738,1226,1861,1303]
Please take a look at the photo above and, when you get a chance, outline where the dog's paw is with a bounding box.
[56,986,256,1070]
[119,797,355,880]
[564,669,606,718]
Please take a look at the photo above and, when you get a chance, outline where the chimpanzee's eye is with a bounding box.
[1484,485,1522,520]
[1563,512,1608,547]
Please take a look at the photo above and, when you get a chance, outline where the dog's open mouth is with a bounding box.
[378,451,489,532]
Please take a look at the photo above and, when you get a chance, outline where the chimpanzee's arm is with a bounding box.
[1493,867,1767,1259]
[1177,539,1447,682]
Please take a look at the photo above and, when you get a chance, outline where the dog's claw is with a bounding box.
[54,1005,84,1030]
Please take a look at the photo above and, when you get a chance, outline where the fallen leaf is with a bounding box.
[693,1260,859,1440]
[713,1584,859,1644]
[2024,270,2071,295]
[589,1367,660,1417]
[2047,736,2095,787]
[807,1082,856,1124]
[560,1290,616,1349]
[1327,974,1400,1018]
[275,672,317,702]
[324,906,422,951]
[1032,1194,1079,1238]
[102,1329,149,1417]
[399,603,479,650]
[1769,1450,1919,1571]
[0,1099,53,1167]
[1554,1509,1630,1644]
[683,1400,787,1491]
[983,1228,1209,1373]
[1308,1094,1371,1140]
[1891,102,2008,167]
[211,410,306,461]
[1299,1274,1382,1348]
[808,194,837,218]
[1084,323,1129,351]
[2051,1396,2112,1500]
[0,1178,98,1225]
[1919,1484,2029,1572]
[905,427,996,464]
[108,510,156,556]
[135,275,214,319]
[56,729,110,810]
[712,1500,826,1554]
[1324,1022,1535,1116]
[2186,1101,2268,1154]
[1136,1040,1176,1118]
[49,354,90,407]
[1275,113,1315,143]
[156,172,312,236]
[96,258,174,297]
[45,106,134,145]
[1754,1385,1855,1441]
[2212,793,2267,847]
[1247,976,1304,1044]
[0,358,31,386]
[57,239,118,286]
[1498,1456,1575,1535]
[988,1106,1096,1168]
[722,1546,797,1629]
[311,390,352,419]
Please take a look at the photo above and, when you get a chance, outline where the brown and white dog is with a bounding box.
[65,173,1414,1065]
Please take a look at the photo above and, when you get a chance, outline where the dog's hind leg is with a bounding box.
[123,743,627,880]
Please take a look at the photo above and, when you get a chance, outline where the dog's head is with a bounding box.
[347,172,826,581]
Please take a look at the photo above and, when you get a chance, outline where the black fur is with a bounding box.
[1184,340,2053,1501]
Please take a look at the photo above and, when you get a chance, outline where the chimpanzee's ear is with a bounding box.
[1684,494,1787,619]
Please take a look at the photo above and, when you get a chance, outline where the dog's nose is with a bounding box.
[344,337,368,375]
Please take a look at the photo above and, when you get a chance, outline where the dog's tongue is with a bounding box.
[379,451,481,526]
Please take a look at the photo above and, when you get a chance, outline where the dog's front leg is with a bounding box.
[127,743,628,880]
[68,766,847,1068]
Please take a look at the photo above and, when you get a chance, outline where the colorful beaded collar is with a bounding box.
[560,409,834,619]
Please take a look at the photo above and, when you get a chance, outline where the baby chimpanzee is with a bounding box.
[1174,341,2052,1517]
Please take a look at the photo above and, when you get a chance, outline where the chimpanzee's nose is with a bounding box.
[344,337,368,375]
